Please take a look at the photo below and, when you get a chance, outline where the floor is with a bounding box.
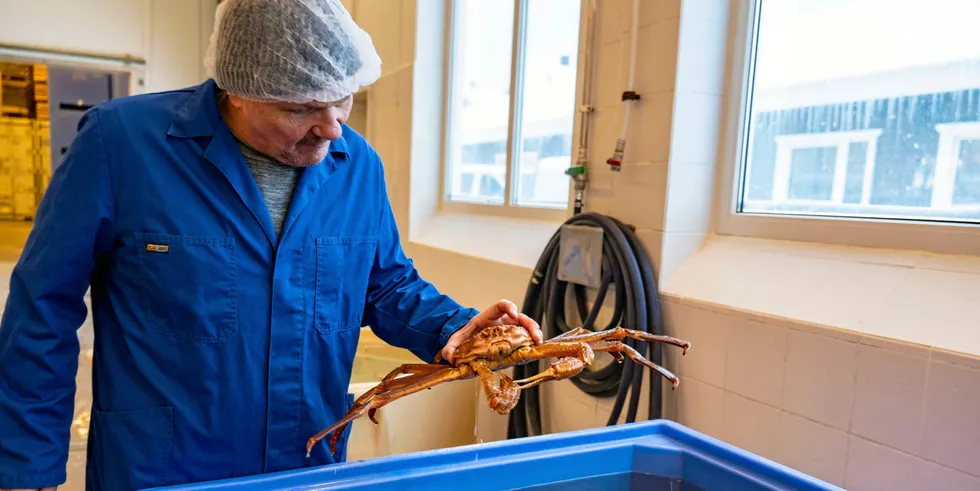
[0,220,30,261]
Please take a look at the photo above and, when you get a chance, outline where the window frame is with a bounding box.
[932,122,980,210]
[714,0,980,256]
[764,129,882,206]
[436,0,577,223]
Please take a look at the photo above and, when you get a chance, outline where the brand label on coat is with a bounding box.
[145,243,170,253]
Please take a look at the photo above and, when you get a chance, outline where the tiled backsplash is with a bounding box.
[662,296,980,489]
[475,294,980,490]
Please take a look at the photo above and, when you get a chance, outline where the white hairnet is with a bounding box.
[204,0,382,104]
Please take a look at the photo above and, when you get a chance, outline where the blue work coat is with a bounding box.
[0,79,479,491]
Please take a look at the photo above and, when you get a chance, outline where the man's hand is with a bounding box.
[438,299,543,365]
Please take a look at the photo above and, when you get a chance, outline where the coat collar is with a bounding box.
[166,79,350,248]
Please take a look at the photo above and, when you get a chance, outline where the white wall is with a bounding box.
[352,1,980,490]
[0,0,217,93]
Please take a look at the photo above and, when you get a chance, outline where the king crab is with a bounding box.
[306,325,692,457]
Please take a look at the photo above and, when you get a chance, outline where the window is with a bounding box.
[441,0,581,219]
[765,129,882,208]
[718,0,980,254]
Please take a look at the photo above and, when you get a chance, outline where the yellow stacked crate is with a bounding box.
[31,65,52,214]
[0,118,37,219]
[33,119,51,213]
[0,63,31,118]
[32,64,49,121]
[0,63,52,220]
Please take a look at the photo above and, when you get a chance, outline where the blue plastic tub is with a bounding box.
[150,419,843,490]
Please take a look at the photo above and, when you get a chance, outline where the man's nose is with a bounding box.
[311,109,345,140]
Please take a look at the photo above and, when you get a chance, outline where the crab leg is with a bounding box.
[589,341,681,389]
[351,364,446,424]
[509,342,595,389]
[307,365,473,457]
[308,369,439,459]
[471,361,520,414]
[555,327,691,355]
[544,328,625,361]
[542,327,592,344]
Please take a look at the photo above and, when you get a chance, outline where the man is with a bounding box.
[0,1,541,490]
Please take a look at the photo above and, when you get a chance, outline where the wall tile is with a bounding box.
[584,171,616,198]
[357,0,402,70]
[914,460,980,491]
[610,0,684,31]
[782,330,858,431]
[675,378,724,440]
[724,318,787,408]
[664,301,730,387]
[850,344,927,455]
[919,361,980,477]
[914,251,980,274]
[868,269,980,357]
[660,232,708,286]
[542,379,599,434]
[598,0,627,45]
[844,436,918,491]
[595,368,654,426]
[583,194,616,216]
[721,393,780,461]
[633,19,679,95]
[668,91,723,165]
[398,0,415,67]
[659,240,909,337]
[775,412,848,487]
[675,15,729,96]
[857,333,931,359]
[930,347,980,371]
[633,228,665,289]
[625,91,675,164]
[642,0,682,26]
[594,41,624,109]
[583,128,617,191]
[680,0,732,23]
[664,162,715,233]
[609,163,668,230]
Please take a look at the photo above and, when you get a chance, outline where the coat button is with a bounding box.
[270,449,279,457]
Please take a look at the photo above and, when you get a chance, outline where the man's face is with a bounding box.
[223,94,354,167]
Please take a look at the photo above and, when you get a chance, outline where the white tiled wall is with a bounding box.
[659,297,980,489]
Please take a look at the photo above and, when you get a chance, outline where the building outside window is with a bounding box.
[728,0,980,229]
[441,0,582,219]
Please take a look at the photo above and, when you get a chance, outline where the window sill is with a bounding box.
[661,234,980,362]
[408,210,563,270]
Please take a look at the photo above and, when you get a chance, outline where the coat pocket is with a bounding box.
[135,233,238,343]
[314,236,377,335]
[92,406,174,491]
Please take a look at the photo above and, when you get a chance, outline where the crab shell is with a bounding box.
[453,325,536,365]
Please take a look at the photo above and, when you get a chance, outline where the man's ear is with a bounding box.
[225,92,246,110]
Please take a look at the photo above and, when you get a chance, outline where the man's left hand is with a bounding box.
[439,299,542,365]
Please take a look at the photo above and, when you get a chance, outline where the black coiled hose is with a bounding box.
[507,212,668,439]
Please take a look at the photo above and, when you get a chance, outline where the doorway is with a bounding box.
[0,48,138,222]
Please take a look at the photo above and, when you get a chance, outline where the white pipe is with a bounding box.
[571,0,599,212]
[608,0,641,170]
[619,0,640,142]
[575,0,598,163]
